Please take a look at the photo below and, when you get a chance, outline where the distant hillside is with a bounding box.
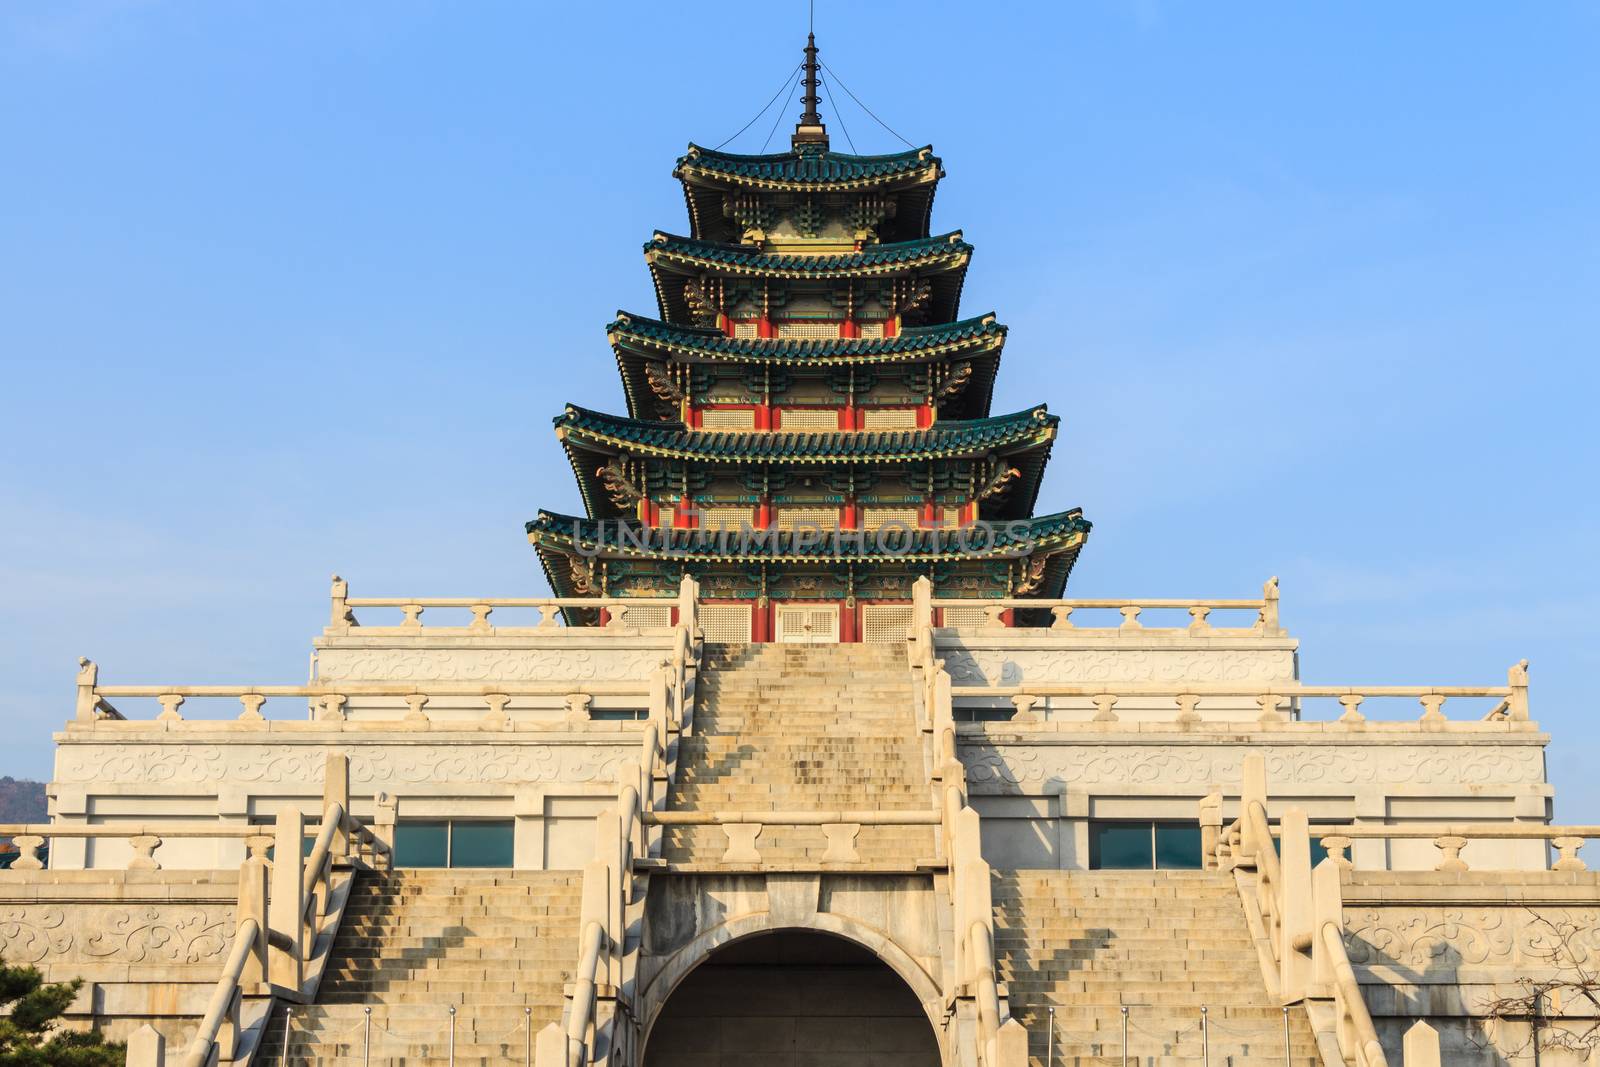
[0,777,46,823]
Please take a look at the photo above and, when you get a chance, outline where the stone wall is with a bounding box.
[0,870,239,1048]
[1344,872,1600,1066]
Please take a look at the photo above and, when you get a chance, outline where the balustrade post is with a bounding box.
[1187,605,1213,634]
[1336,695,1365,724]
[324,753,350,861]
[911,576,933,633]
[239,694,267,722]
[1050,605,1074,630]
[126,1024,166,1067]
[468,603,493,633]
[995,1018,1028,1067]
[155,694,185,722]
[1090,693,1119,722]
[1319,835,1353,870]
[1259,576,1280,635]
[238,856,270,989]
[1198,791,1222,871]
[1279,808,1314,1003]
[374,792,396,865]
[74,658,99,722]
[1256,694,1287,725]
[268,809,306,991]
[402,694,430,724]
[1240,752,1267,862]
[1311,860,1342,992]
[1508,659,1530,721]
[1418,694,1447,724]
[329,575,352,633]
[1118,605,1142,630]
[1403,1020,1442,1067]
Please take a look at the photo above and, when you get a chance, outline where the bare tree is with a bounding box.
[1476,910,1600,1058]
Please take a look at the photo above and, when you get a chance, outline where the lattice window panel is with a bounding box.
[862,604,914,644]
[938,507,967,529]
[941,606,989,630]
[860,408,918,430]
[699,408,757,431]
[701,604,753,643]
[777,408,839,432]
[858,321,887,339]
[776,321,841,340]
[732,321,760,339]
[776,507,839,531]
[699,506,753,531]
[621,604,673,628]
[862,507,920,530]
[775,604,840,643]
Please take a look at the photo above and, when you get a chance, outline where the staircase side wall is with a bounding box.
[1342,873,1600,1066]
[0,870,241,1049]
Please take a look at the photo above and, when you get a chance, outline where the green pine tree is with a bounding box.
[0,958,124,1066]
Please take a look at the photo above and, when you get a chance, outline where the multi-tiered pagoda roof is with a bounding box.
[528,36,1089,641]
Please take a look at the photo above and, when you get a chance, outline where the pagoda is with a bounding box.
[527,35,1090,642]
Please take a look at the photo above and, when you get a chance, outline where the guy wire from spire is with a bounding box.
[819,74,857,154]
[819,59,918,150]
[713,61,802,151]
[761,68,804,153]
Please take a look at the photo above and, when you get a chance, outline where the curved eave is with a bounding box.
[556,404,1056,464]
[527,508,1091,567]
[609,312,1006,420]
[674,145,943,243]
[645,232,971,325]
[556,405,1058,522]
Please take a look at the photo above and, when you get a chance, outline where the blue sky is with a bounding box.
[1,2,1596,808]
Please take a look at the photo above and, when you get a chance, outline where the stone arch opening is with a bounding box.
[642,929,942,1067]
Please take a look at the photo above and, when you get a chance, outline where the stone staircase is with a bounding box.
[993,870,1320,1066]
[258,869,581,1066]
[664,642,935,867]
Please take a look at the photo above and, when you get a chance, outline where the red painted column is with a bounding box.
[758,315,775,339]
[916,404,933,428]
[841,497,859,530]
[841,603,858,643]
[755,405,772,430]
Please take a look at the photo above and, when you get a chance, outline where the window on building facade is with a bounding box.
[775,507,839,531]
[859,408,919,430]
[699,408,758,431]
[776,408,840,432]
[858,321,887,339]
[731,320,759,339]
[395,819,514,868]
[1089,821,1204,870]
[775,321,841,340]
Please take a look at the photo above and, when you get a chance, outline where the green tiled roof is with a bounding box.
[610,312,1004,359]
[557,403,1054,461]
[675,144,940,186]
[646,232,970,275]
[527,508,1091,563]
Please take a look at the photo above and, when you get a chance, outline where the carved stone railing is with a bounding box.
[933,576,1283,636]
[904,579,1027,1067]
[535,578,700,1067]
[73,662,667,728]
[327,575,683,634]
[51,753,392,1067]
[950,662,1529,727]
[1310,824,1600,873]
[1208,753,1496,1067]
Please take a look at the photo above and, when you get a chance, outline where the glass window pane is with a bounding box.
[1090,822,1153,870]
[450,820,514,868]
[1154,823,1203,869]
[395,820,449,868]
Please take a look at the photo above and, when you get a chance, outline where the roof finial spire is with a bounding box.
[792,14,829,150]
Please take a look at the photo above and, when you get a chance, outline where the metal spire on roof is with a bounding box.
[792,20,829,150]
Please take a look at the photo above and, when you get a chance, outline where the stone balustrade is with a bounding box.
[328,574,683,634]
[72,657,671,727]
[1309,824,1600,874]
[949,661,1530,727]
[933,576,1282,635]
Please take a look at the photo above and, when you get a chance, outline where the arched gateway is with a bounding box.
[643,930,942,1067]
